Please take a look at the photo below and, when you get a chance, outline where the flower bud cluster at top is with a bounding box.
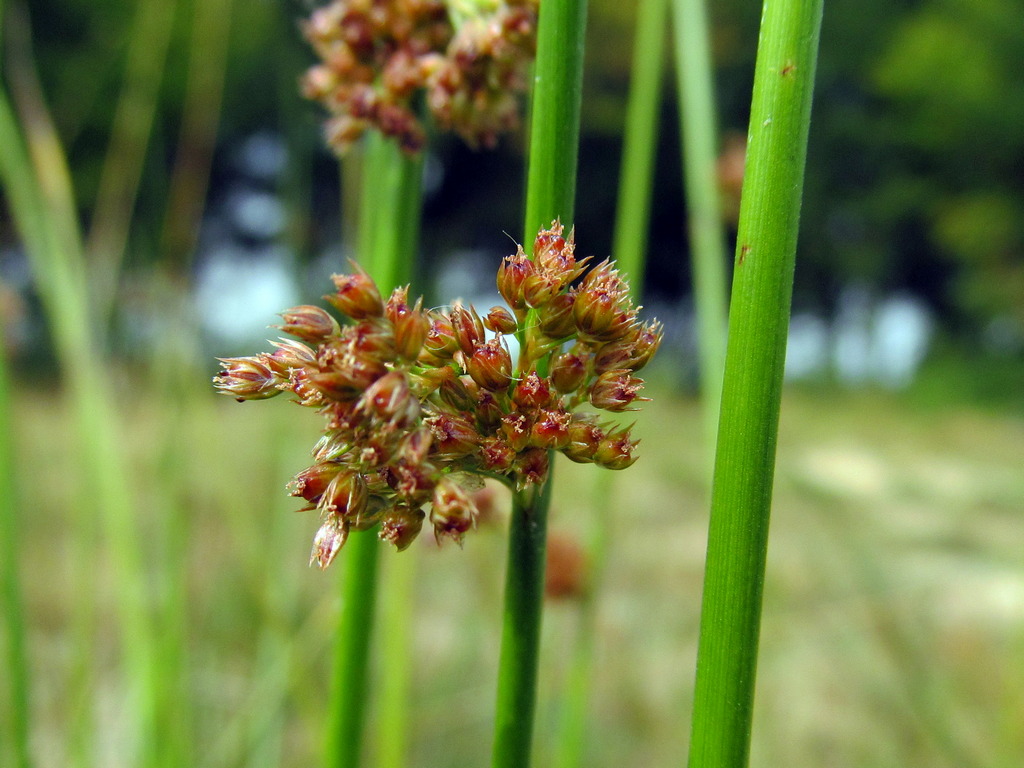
[301,0,538,154]
[214,222,662,568]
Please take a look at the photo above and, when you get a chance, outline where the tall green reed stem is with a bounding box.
[0,71,163,768]
[554,0,666,763]
[0,323,31,768]
[493,0,587,764]
[687,1,823,766]
[671,0,729,466]
[325,133,423,768]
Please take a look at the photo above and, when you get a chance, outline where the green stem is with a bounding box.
[610,0,668,290]
[555,1,665,762]
[493,0,588,764]
[521,0,589,240]
[325,531,381,768]
[671,0,729,470]
[686,1,823,766]
[492,479,554,768]
[0,328,31,768]
[324,134,423,768]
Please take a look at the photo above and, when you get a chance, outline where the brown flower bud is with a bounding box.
[522,271,560,308]
[530,408,571,449]
[594,424,639,470]
[345,318,398,362]
[484,306,518,335]
[466,338,513,391]
[424,311,459,358]
[500,411,533,452]
[537,293,576,339]
[394,302,429,360]
[379,504,425,551]
[310,356,387,400]
[562,415,604,463]
[430,476,479,544]
[359,370,419,426]
[426,412,480,457]
[276,305,340,342]
[214,357,281,401]
[628,320,663,371]
[327,265,384,318]
[550,351,588,394]
[512,371,553,409]
[476,390,504,428]
[513,447,549,488]
[450,304,486,356]
[592,338,635,373]
[265,340,317,376]
[319,470,369,521]
[480,437,516,472]
[589,369,647,411]
[288,462,343,503]
[439,373,476,412]
[310,516,349,569]
[496,247,534,311]
[533,221,586,289]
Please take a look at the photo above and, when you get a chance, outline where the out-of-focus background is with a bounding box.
[1,0,1022,765]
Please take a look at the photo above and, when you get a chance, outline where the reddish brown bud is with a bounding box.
[450,304,486,356]
[513,447,549,488]
[309,356,387,400]
[480,437,516,472]
[396,428,433,465]
[358,370,419,426]
[522,271,560,308]
[379,504,425,551]
[327,265,384,318]
[593,339,635,373]
[439,373,476,412]
[288,462,343,503]
[265,340,317,376]
[533,221,585,289]
[345,318,398,361]
[594,425,639,470]
[426,412,480,457]
[530,408,571,449]
[629,320,663,371]
[537,293,576,339]
[496,248,535,311]
[512,371,554,409]
[214,357,281,401]
[466,338,513,391]
[430,476,479,544]
[550,352,588,394]
[310,516,349,569]
[276,305,340,342]
[589,369,647,411]
[484,306,518,335]
[562,415,605,463]
[424,311,459,358]
[319,470,369,522]
[476,390,504,428]
[394,303,430,360]
[500,412,533,452]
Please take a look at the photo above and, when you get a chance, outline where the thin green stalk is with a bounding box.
[493,2,588,764]
[374,549,416,768]
[554,1,665,762]
[0,325,32,768]
[160,0,234,272]
[0,64,162,768]
[610,0,668,290]
[324,135,423,768]
[86,0,178,322]
[671,0,729,466]
[686,1,823,766]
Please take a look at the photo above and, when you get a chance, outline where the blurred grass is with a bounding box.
[6,375,1024,766]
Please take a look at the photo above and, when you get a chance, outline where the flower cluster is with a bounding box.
[214,223,662,568]
[301,0,538,154]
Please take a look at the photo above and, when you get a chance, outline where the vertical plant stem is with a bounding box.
[494,0,588,764]
[160,0,234,272]
[86,0,178,322]
[0,83,162,767]
[610,0,668,289]
[0,325,32,768]
[686,1,823,766]
[671,0,729,465]
[324,135,423,768]
[374,549,416,768]
[555,1,665,762]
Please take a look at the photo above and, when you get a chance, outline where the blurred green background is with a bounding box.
[1,0,1023,765]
